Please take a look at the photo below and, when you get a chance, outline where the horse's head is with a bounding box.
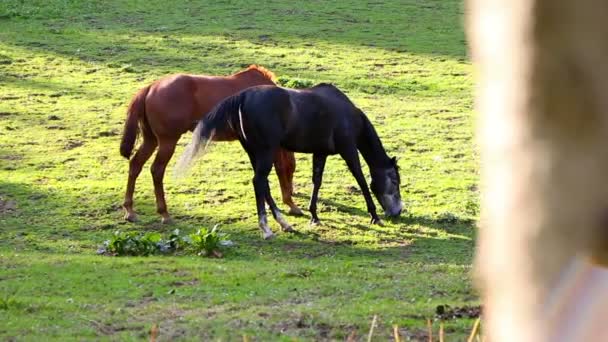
[370,156,403,217]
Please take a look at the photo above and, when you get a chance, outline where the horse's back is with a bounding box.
[309,83,357,112]
[242,85,292,126]
[263,86,342,153]
[238,84,365,154]
[304,84,366,149]
[145,74,245,137]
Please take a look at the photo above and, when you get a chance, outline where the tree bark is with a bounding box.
[467,0,608,340]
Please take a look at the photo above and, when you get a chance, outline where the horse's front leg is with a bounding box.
[309,153,328,225]
[340,149,382,225]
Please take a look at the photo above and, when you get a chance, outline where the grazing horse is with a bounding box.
[119,65,303,224]
[177,83,403,239]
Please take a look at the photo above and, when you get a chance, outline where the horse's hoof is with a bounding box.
[371,218,384,226]
[124,212,138,222]
[263,231,275,240]
[161,216,174,225]
[288,207,304,216]
[310,218,320,226]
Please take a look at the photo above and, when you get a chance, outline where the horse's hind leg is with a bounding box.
[250,150,278,239]
[123,130,157,222]
[274,149,303,216]
[150,137,178,224]
[264,182,295,233]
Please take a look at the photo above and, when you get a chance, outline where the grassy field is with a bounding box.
[0,0,477,340]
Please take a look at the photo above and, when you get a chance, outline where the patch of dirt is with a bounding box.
[272,314,334,339]
[397,327,431,341]
[175,188,200,194]
[28,193,46,200]
[63,139,84,150]
[283,268,313,278]
[435,304,481,320]
[35,163,55,170]
[0,197,17,214]
[346,185,361,194]
[169,279,200,287]
[0,154,22,161]
[126,304,199,340]
[0,95,20,101]
[436,212,459,224]
[104,203,122,213]
[98,130,119,137]
[86,319,144,336]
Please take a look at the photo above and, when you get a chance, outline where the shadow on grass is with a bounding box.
[0,180,220,250]
[0,0,467,76]
[294,192,475,232]
[1,178,473,267]
[1,74,109,101]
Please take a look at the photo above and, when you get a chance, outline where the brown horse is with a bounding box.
[119,65,302,224]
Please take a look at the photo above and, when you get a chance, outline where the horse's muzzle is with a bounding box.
[385,205,403,217]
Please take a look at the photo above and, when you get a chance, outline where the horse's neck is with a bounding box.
[357,115,390,170]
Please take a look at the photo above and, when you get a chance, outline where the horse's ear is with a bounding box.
[391,156,397,164]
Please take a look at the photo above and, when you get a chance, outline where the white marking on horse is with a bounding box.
[259,214,273,239]
[238,105,247,141]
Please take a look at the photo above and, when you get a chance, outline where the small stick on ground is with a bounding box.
[393,324,401,342]
[367,315,378,342]
[467,318,481,342]
[427,319,433,342]
[150,324,159,342]
[439,322,444,342]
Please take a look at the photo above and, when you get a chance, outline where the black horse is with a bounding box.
[176,83,403,239]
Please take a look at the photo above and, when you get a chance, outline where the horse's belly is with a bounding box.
[281,134,336,154]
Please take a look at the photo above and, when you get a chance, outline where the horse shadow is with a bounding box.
[292,192,368,217]
[291,192,474,235]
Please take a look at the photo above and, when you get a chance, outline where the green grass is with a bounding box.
[0,0,477,340]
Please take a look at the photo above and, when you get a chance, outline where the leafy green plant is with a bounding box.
[185,225,229,258]
[164,228,187,252]
[98,227,231,257]
[101,231,162,256]
[0,289,18,310]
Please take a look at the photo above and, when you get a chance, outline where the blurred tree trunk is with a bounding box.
[467,0,608,340]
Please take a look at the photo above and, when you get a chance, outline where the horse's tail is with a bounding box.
[120,85,150,159]
[174,92,245,177]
